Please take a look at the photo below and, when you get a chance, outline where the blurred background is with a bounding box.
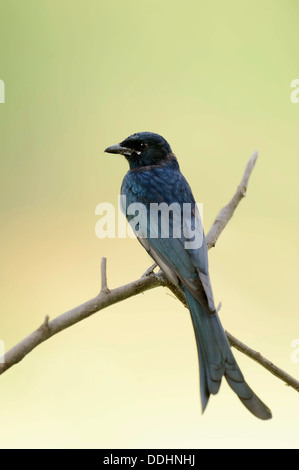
[0,0,298,449]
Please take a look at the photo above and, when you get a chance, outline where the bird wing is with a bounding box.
[123,168,216,313]
[137,216,216,313]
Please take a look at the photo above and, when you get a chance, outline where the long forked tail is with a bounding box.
[184,288,272,420]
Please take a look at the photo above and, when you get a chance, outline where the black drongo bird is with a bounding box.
[105,131,272,420]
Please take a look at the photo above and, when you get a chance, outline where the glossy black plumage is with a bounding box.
[105,131,272,420]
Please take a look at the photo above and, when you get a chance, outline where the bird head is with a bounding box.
[105,132,174,169]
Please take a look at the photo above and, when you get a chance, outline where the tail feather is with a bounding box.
[184,287,272,420]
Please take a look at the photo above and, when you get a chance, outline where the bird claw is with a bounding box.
[216,302,222,314]
[142,263,158,277]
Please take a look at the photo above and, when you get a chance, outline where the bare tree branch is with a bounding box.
[226,332,299,392]
[206,150,258,249]
[0,265,164,376]
[1,151,298,394]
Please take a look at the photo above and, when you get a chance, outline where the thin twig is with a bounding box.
[226,331,299,392]
[100,257,109,293]
[206,150,258,249]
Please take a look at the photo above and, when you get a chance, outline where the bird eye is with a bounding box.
[140,142,147,149]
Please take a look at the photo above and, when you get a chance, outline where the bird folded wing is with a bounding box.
[133,202,216,313]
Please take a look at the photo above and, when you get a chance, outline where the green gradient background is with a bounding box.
[0,0,298,449]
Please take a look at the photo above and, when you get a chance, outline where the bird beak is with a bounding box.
[104,143,136,156]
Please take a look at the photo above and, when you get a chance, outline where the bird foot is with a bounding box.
[142,263,158,277]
